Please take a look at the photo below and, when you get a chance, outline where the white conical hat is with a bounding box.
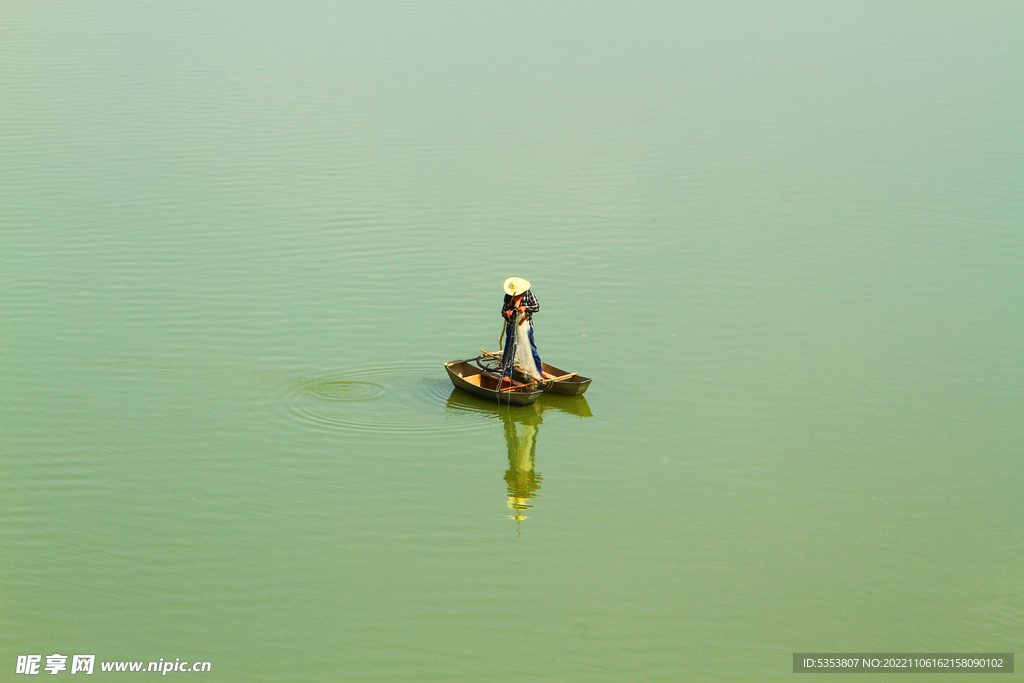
[504,277,531,296]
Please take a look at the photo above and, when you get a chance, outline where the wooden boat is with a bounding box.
[444,360,543,406]
[477,351,592,396]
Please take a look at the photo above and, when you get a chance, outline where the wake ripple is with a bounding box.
[285,364,493,435]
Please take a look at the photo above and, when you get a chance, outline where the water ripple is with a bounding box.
[284,364,492,435]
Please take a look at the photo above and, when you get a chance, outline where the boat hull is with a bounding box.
[445,360,542,406]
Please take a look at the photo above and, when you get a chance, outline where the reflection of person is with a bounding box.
[500,277,552,384]
[501,407,543,522]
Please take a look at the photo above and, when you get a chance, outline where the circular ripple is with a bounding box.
[285,364,497,435]
[298,378,385,401]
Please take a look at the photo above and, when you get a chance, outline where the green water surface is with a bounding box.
[2,3,1021,681]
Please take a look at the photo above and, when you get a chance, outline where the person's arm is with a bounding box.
[519,290,540,314]
[501,294,514,318]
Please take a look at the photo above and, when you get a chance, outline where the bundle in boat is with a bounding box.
[478,350,592,396]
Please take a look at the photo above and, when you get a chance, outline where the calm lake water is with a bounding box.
[2,3,1021,681]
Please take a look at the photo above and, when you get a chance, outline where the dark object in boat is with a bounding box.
[476,351,592,396]
[444,360,542,406]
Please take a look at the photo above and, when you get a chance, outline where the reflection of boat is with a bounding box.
[476,351,592,396]
[444,360,542,406]
[445,388,593,419]
[536,391,594,418]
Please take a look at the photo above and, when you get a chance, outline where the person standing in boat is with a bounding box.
[500,277,553,384]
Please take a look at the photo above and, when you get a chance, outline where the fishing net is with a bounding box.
[513,313,542,381]
[497,312,542,382]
